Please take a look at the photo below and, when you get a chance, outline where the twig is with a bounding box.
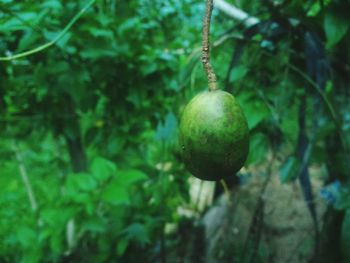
[202,0,218,91]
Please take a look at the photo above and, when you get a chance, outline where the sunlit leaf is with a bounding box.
[65,172,97,193]
[116,239,129,256]
[91,157,117,182]
[117,169,148,186]
[101,181,129,205]
[324,8,349,48]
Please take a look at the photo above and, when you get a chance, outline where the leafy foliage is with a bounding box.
[0,0,350,262]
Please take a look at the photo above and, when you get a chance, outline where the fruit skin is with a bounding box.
[179,90,249,181]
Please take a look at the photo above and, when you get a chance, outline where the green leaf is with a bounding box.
[80,48,116,59]
[237,93,270,129]
[40,207,76,229]
[65,172,97,192]
[16,226,37,249]
[91,157,117,182]
[101,181,129,205]
[21,250,41,263]
[86,27,114,39]
[140,62,158,76]
[315,117,336,140]
[106,136,126,155]
[116,239,129,256]
[324,8,349,48]
[81,217,106,233]
[307,2,321,17]
[0,14,35,32]
[122,223,150,246]
[118,17,141,36]
[246,133,269,165]
[229,65,248,83]
[17,31,40,52]
[100,169,147,205]
[280,104,298,142]
[279,156,300,183]
[42,0,62,9]
[117,169,148,186]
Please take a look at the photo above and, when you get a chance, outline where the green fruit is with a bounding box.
[179,90,249,181]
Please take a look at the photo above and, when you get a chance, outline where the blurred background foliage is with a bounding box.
[0,0,350,262]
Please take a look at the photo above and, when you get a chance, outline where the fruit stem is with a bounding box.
[202,0,218,91]
[220,179,230,201]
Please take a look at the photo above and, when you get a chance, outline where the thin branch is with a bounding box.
[0,0,96,61]
[12,140,38,212]
[202,0,218,91]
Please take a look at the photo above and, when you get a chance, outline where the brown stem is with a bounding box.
[202,0,218,91]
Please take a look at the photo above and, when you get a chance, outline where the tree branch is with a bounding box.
[213,0,260,26]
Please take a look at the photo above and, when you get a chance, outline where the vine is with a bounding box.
[0,0,95,61]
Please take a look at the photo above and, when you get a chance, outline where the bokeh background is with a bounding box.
[1,0,350,262]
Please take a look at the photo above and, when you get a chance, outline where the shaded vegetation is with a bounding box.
[0,0,350,262]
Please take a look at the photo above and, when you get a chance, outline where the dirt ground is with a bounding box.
[201,165,328,263]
